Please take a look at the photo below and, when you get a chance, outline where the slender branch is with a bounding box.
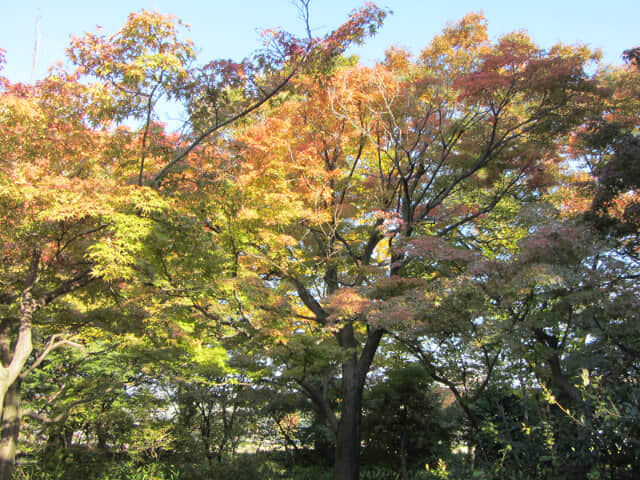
[296,0,313,42]
[151,69,298,189]
[139,75,163,186]
[23,385,115,424]
[296,377,338,432]
[436,169,525,237]
[41,270,93,306]
[20,335,84,380]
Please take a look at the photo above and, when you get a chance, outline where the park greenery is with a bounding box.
[1,3,639,479]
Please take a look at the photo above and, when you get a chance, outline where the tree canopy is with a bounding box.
[0,4,638,480]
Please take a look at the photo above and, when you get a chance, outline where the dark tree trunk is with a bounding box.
[46,425,73,451]
[332,324,383,480]
[0,380,20,480]
[399,408,408,480]
[333,352,362,480]
[97,421,108,450]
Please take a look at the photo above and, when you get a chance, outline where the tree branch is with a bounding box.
[151,68,298,189]
[20,335,84,380]
[290,276,328,325]
[23,385,115,425]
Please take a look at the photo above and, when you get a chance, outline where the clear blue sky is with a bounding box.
[1,0,638,83]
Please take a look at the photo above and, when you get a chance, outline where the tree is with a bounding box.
[0,48,171,477]
[1,4,394,477]
[219,14,603,479]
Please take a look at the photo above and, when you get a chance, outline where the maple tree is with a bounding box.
[394,50,640,476]
[0,4,392,478]
[0,50,165,477]
[208,14,606,479]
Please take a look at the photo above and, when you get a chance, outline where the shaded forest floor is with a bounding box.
[14,449,459,480]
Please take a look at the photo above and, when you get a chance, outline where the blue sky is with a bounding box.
[2,0,638,83]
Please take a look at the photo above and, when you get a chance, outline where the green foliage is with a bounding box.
[362,364,453,471]
[15,457,182,480]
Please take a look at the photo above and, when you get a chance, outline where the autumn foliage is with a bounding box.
[1,5,639,480]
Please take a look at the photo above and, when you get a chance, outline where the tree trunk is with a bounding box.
[0,380,20,480]
[96,420,109,450]
[334,351,362,480]
[332,324,383,480]
[399,410,408,480]
[0,305,30,480]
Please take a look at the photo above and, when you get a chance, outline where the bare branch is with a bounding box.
[295,0,313,41]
